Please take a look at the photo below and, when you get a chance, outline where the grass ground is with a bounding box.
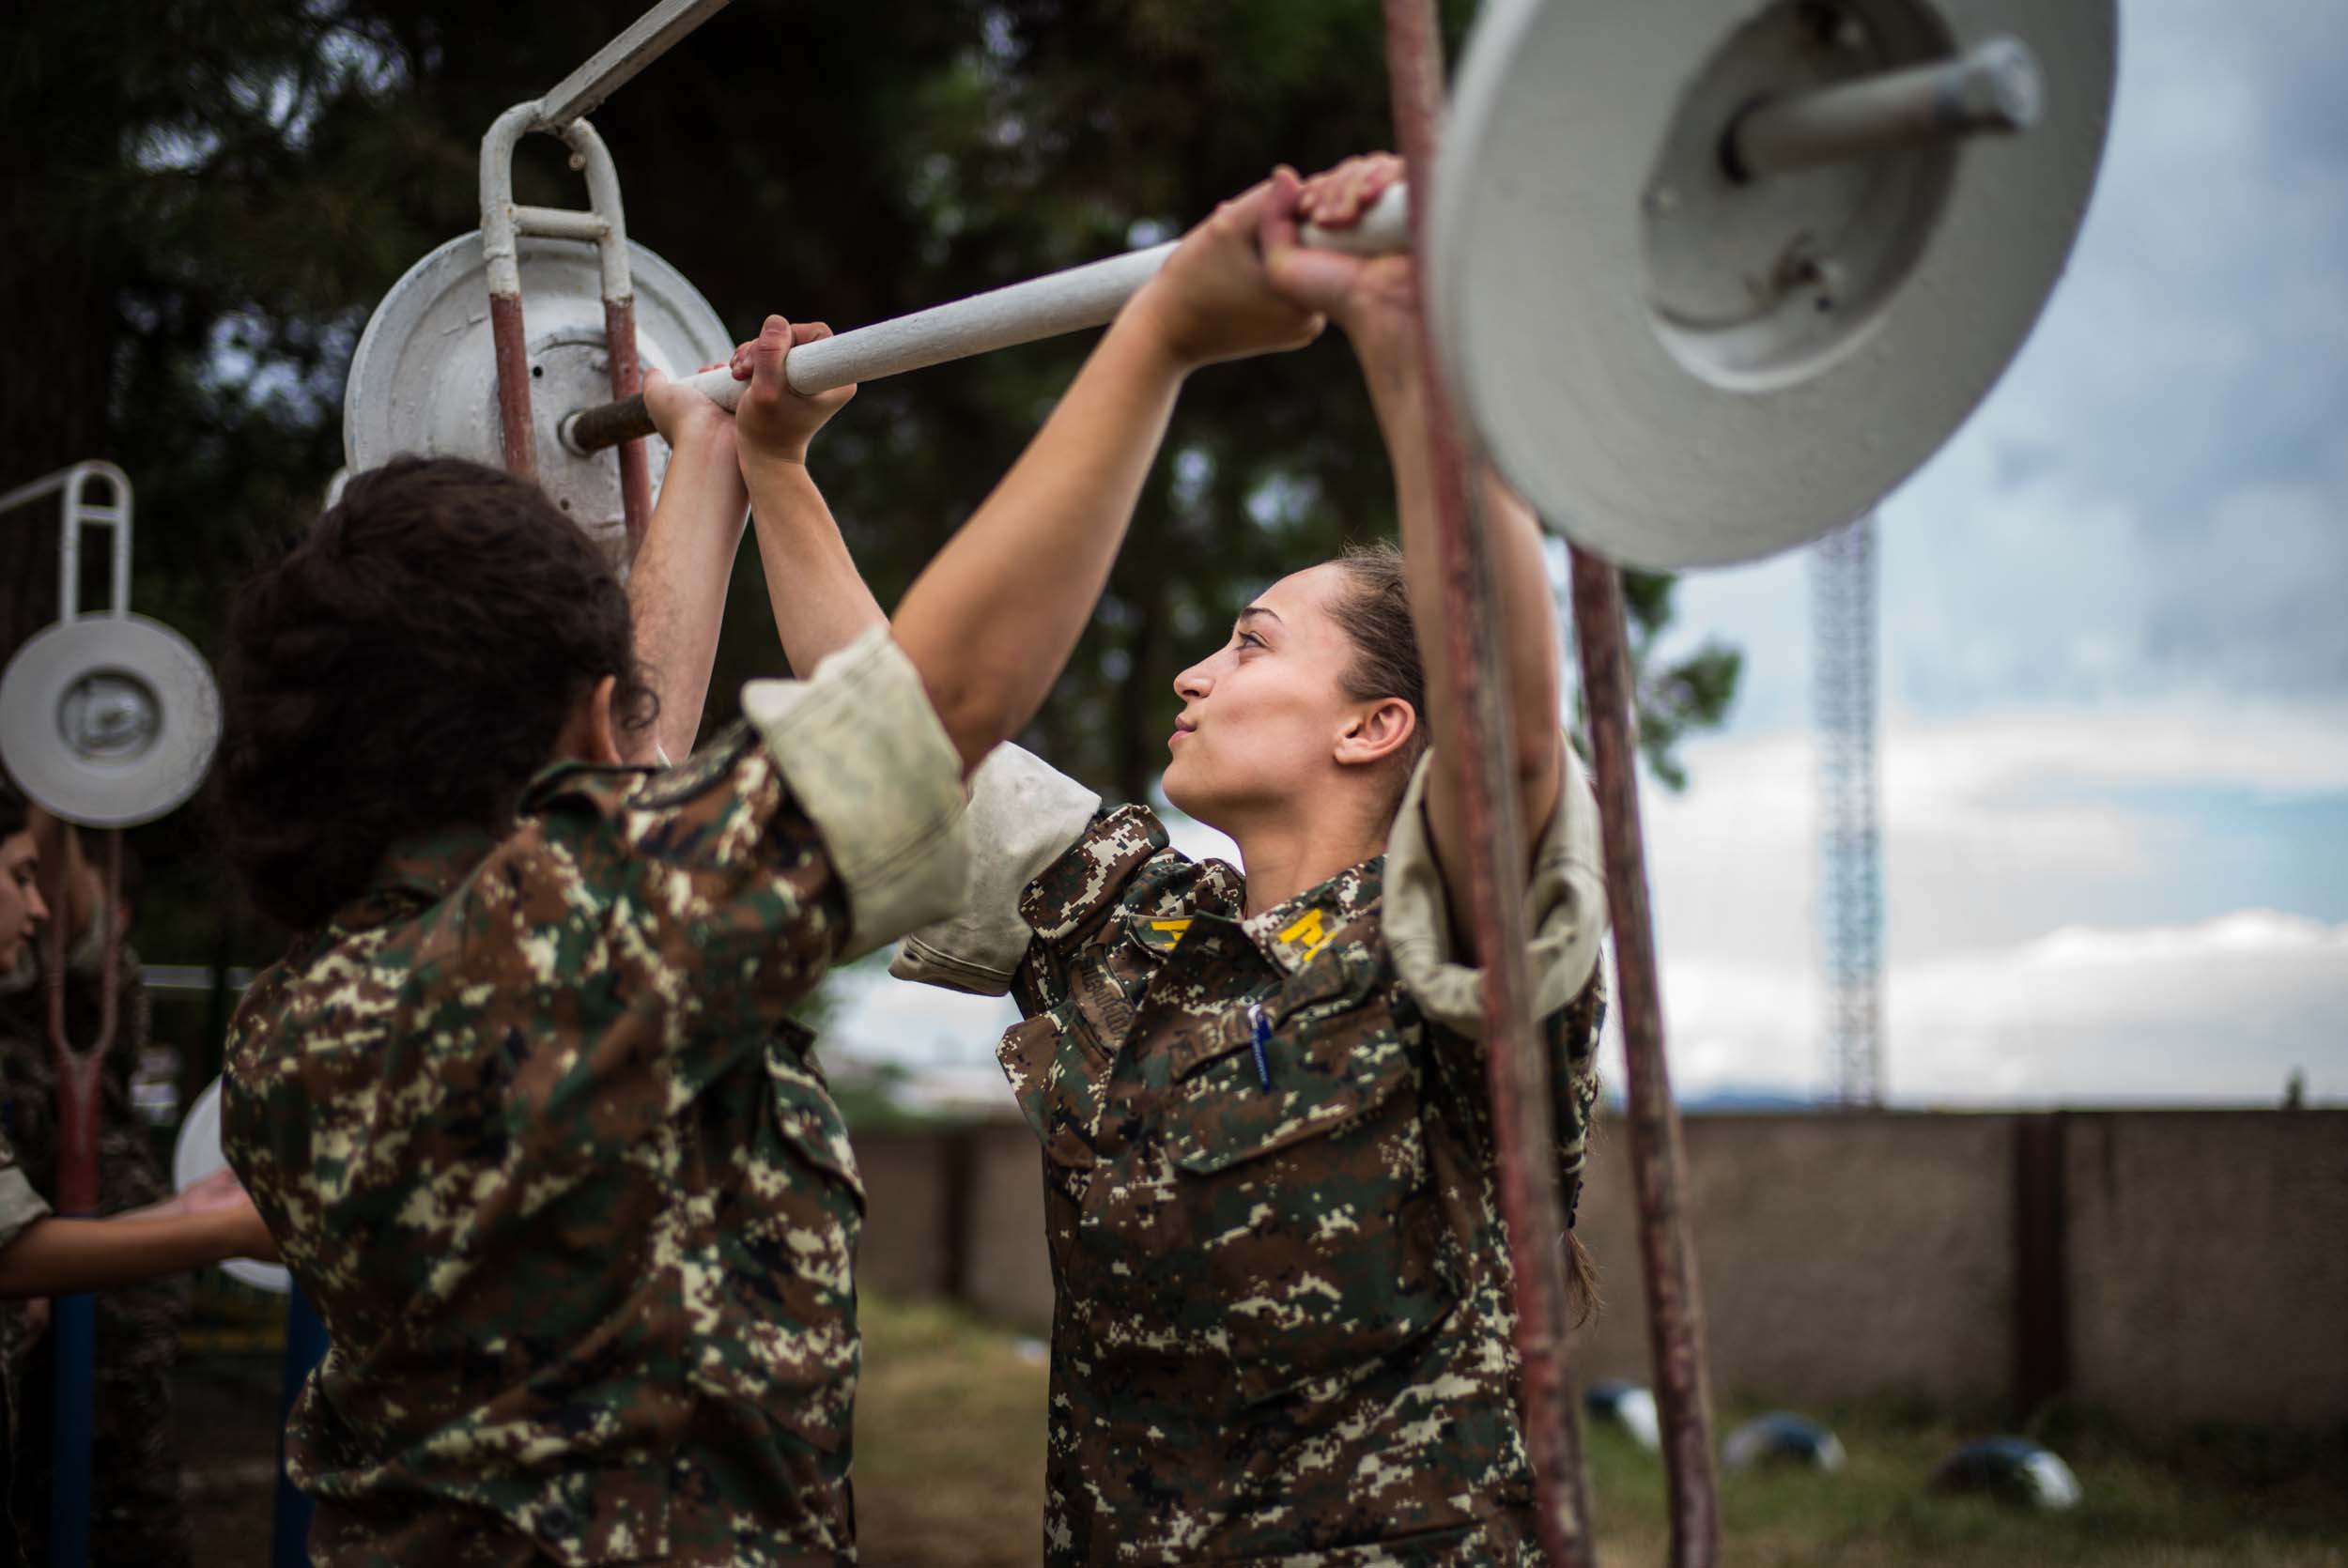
[853,1295,2348,1567]
[168,1293,2348,1563]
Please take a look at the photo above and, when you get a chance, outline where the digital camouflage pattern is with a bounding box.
[1005,804,1604,1565]
[0,1128,41,1568]
[0,935,193,1568]
[224,720,869,1568]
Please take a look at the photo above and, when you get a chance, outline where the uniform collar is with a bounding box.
[1237,855,1383,974]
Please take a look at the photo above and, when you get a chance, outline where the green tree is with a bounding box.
[1,0,1739,970]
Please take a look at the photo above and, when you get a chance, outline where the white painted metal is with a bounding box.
[1733,35,2042,177]
[344,231,733,561]
[481,109,635,305]
[172,1077,292,1295]
[1433,0,2116,569]
[0,616,221,828]
[648,184,1411,416]
[535,0,734,131]
[512,204,613,243]
[1,461,222,828]
[0,461,132,626]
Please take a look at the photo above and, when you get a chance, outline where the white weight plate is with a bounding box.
[1435,0,2116,569]
[171,1076,291,1295]
[0,616,221,828]
[344,233,733,562]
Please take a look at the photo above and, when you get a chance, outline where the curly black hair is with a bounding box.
[220,456,657,931]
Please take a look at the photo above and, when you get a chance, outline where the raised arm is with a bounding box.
[730,182,1323,776]
[732,317,886,678]
[621,367,757,763]
[1262,158,1564,953]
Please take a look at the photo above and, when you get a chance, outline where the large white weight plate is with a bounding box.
[1434,0,2116,569]
[0,616,220,828]
[172,1076,291,1295]
[345,233,733,564]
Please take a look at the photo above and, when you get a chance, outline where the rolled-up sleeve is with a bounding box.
[0,1133,51,1253]
[1382,735,1607,1037]
[738,626,974,961]
[888,745,1101,995]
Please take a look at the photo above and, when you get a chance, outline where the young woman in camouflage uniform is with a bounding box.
[214,178,1319,1568]
[753,155,1608,1564]
[0,784,274,1566]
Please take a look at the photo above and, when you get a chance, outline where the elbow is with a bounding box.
[923,680,1023,777]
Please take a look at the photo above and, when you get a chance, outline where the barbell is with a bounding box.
[344,0,2115,572]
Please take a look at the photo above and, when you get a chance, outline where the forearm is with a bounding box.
[890,309,1188,771]
[0,1212,238,1298]
[626,426,750,762]
[743,459,887,678]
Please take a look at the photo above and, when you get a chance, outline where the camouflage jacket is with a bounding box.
[0,1132,47,1253]
[223,629,971,1568]
[0,1130,45,1568]
[0,911,171,1221]
[894,744,1607,1565]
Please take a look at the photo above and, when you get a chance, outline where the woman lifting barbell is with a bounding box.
[720,153,1608,1565]
[213,174,1321,1566]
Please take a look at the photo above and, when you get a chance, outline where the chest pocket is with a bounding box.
[1160,945,1453,1406]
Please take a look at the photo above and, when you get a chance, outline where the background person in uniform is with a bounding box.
[215,179,1318,1568]
[0,805,195,1568]
[0,781,275,1568]
[748,153,1608,1564]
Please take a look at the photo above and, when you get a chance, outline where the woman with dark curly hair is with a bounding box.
[737,155,1608,1565]
[216,180,1320,1568]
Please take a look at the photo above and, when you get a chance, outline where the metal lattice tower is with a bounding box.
[1813,515,1884,1106]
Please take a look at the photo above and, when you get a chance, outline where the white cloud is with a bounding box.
[1597,908,2348,1108]
[833,3,2348,1112]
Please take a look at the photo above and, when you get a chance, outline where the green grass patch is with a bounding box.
[852,1297,2348,1566]
[1585,1399,2348,1567]
[854,1294,1051,1568]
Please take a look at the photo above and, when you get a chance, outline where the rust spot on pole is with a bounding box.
[1568,546,1722,1565]
[47,831,121,1217]
[601,296,654,554]
[1382,4,1592,1561]
[489,291,536,478]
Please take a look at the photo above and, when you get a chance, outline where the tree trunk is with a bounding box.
[0,110,116,664]
[1112,589,1163,808]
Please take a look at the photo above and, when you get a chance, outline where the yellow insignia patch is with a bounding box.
[1277,908,1333,962]
[1134,917,1193,953]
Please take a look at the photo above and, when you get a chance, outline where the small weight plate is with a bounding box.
[1434,0,2116,568]
[0,615,221,828]
[344,233,733,563]
[171,1076,291,1296]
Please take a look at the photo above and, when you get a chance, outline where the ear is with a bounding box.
[1333,697,1416,771]
[555,675,625,768]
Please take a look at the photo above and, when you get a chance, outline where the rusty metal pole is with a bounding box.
[1568,546,1721,1565]
[1382,4,1592,1561]
[46,827,124,1566]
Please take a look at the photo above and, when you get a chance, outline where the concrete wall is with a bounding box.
[854,1122,1050,1326]
[2065,1112,2348,1426]
[1567,1114,2018,1412]
[850,1109,2348,1428]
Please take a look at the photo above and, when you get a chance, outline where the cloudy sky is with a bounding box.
[831,0,2348,1109]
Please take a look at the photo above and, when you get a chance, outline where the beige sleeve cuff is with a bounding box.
[1382,736,1608,1037]
[0,1167,52,1253]
[739,626,972,962]
[888,744,1101,995]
